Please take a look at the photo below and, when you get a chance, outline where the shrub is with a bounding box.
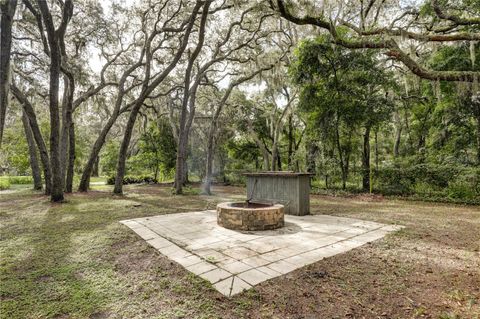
[447,182,476,200]
[374,166,414,195]
[374,164,480,202]
[8,176,33,184]
[0,179,11,190]
[106,175,157,185]
[446,168,479,201]
[413,181,443,197]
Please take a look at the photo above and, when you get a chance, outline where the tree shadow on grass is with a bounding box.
[0,196,124,318]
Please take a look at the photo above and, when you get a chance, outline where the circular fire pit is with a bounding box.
[217,202,284,231]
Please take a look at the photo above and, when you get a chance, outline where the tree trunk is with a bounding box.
[37,0,73,202]
[271,146,278,171]
[374,130,379,171]
[60,74,74,188]
[65,122,75,193]
[174,140,185,193]
[477,120,480,165]
[11,85,52,194]
[473,103,480,165]
[476,112,480,165]
[203,132,215,195]
[174,3,211,194]
[335,124,347,190]
[393,110,402,157]
[306,140,317,175]
[203,65,278,193]
[92,156,99,177]
[174,127,191,193]
[248,130,270,171]
[79,114,118,191]
[362,125,371,192]
[394,125,402,158]
[114,101,142,194]
[287,115,293,169]
[0,0,17,147]
[154,160,159,181]
[60,77,69,181]
[46,54,64,202]
[21,110,42,190]
[341,169,347,190]
[115,1,204,195]
[78,31,156,192]
[261,146,270,170]
[183,153,189,184]
[270,97,292,171]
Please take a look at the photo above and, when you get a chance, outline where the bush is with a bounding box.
[106,175,157,185]
[8,176,33,184]
[446,168,479,201]
[0,179,11,190]
[374,164,479,202]
[374,166,415,195]
[447,182,476,200]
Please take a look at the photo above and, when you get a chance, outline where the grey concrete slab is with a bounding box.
[121,210,403,297]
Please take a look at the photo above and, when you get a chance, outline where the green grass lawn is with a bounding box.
[0,185,479,318]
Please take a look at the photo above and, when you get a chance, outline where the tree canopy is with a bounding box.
[0,0,479,203]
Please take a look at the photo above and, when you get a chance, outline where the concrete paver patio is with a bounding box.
[120,211,403,297]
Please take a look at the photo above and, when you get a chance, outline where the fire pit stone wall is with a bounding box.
[217,202,284,231]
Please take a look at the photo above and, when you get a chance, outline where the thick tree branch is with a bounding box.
[431,0,480,26]
[271,0,480,82]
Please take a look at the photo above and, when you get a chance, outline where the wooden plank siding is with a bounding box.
[245,173,311,216]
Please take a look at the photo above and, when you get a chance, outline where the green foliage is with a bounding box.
[287,35,480,201]
[100,141,120,176]
[127,119,176,180]
[446,169,480,200]
[223,138,260,184]
[290,35,394,187]
[6,176,34,184]
[374,163,479,202]
[0,178,11,190]
[106,175,157,185]
[1,121,31,175]
[225,139,260,169]
[0,176,33,190]
[428,42,480,72]
[291,36,393,128]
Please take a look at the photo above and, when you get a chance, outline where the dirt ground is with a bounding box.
[0,184,479,318]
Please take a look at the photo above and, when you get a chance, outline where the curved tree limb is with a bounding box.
[271,0,480,82]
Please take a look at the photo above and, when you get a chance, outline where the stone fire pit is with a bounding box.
[217,202,284,231]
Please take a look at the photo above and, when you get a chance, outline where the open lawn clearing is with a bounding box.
[1,185,479,318]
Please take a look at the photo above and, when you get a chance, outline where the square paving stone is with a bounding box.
[241,255,270,267]
[266,259,299,275]
[213,277,233,296]
[146,237,173,249]
[221,261,252,274]
[222,246,257,259]
[121,210,403,297]
[186,261,217,275]
[230,276,252,295]
[200,268,232,284]
[257,266,282,279]
[237,268,271,286]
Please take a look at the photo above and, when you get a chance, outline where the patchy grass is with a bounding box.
[0,185,479,318]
